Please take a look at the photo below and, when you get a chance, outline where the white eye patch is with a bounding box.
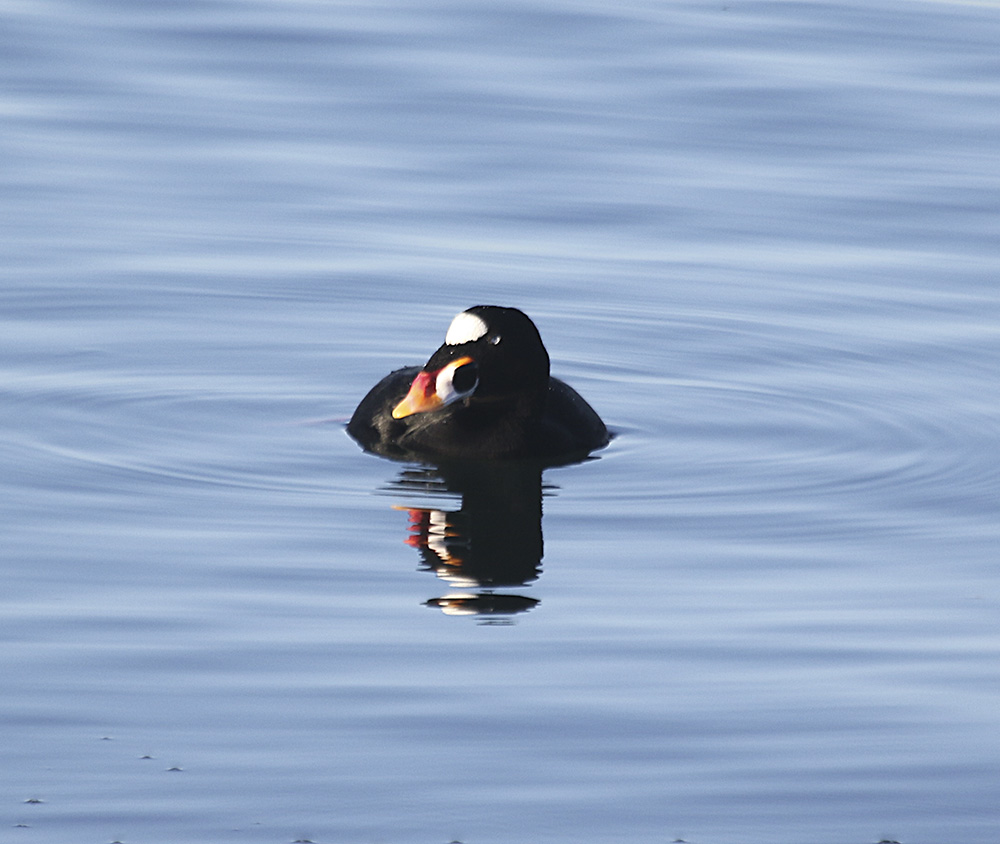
[445,311,488,346]
[435,360,479,405]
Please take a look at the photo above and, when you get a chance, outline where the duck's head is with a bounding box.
[391,306,550,420]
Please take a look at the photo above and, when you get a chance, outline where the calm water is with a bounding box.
[3,1,1000,842]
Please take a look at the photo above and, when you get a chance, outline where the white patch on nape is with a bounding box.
[445,311,488,346]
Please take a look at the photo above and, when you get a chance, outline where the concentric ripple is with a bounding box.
[1,373,342,499]
[563,311,1000,543]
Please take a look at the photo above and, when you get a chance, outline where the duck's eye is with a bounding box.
[451,361,479,393]
[489,334,501,346]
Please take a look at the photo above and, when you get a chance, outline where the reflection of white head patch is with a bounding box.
[445,311,488,346]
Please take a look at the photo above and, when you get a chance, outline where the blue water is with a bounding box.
[3,1,1000,842]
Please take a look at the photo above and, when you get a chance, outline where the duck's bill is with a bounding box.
[391,356,477,419]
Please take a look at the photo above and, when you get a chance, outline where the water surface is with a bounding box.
[3,1,1000,842]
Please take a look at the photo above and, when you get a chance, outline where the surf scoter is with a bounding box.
[347,305,609,461]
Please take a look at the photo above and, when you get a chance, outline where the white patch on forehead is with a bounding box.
[445,311,488,345]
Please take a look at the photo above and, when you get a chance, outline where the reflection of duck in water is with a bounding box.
[348,306,609,462]
[389,461,547,620]
[348,306,608,620]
